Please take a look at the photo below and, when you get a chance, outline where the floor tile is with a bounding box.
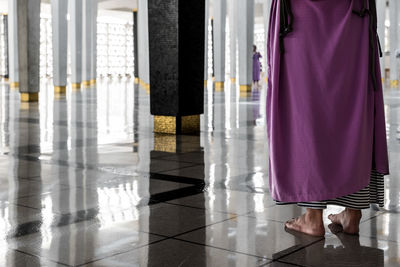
[359,212,400,243]
[86,239,270,267]
[8,219,165,266]
[167,189,275,215]
[279,233,400,267]
[176,215,323,259]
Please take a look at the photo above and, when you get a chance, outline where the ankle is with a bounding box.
[345,208,362,218]
[306,208,323,224]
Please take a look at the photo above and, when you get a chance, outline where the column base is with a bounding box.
[54,86,66,94]
[21,92,39,102]
[214,82,224,92]
[134,77,139,84]
[230,78,236,83]
[10,82,19,89]
[240,84,252,92]
[90,79,96,85]
[82,80,91,88]
[154,115,200,134]
[204,80,207,87]
[72,83,81,90]
[390,80,399,88]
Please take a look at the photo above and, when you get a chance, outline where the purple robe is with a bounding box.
[253,52,262,82]
[266,0,389,202]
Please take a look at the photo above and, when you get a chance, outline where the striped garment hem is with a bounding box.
[275,169,384,210]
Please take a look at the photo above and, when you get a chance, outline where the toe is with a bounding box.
[328,214,339,223]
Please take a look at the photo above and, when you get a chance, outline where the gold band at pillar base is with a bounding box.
[381,78,384,83]
[21,92,39,102]
[154,115,200,134]
[10,82,19,88]
[4,78,9,82]
[230,78,236,83]
[390,80,399,88]
[54,86,66,94]
[90,79,96,85]
[214,82,224,92]
[82,80,91,88]
[72,83,81,89]
[204,80,208,87]
[240,85,252,92]
[138,79,150,91]
[134,78,139,84]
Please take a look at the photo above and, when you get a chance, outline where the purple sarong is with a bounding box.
[267,0,389,202]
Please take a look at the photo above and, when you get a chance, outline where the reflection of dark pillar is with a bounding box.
[133,9,139,84]
[148,0,205,134]
[3,14,9,79]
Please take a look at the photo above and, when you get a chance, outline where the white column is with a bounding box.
[237,0,254,93]
[82,0,92,87]
[228,0,237,82]
[389,0,399,87]
[138,0,150,86]
[8,0,18,86]
[90,0,98,84]
[17,0,41,102]
[204,0,209,83]
[213,0,226,89]
[51,0,68,93]
[69,0,82,88]
[377,0,386,81]
[264,0,272,80]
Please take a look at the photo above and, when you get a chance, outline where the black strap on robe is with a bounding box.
[352,0,383,91]
[279,0,293,54]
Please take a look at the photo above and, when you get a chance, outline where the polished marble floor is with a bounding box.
[0,77,399,266]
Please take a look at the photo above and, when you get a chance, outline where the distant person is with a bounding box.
[266,0,389,236]
[253,45,262,85]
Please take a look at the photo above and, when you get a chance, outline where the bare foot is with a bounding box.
[328,208,362,235]
[285,209,325,237]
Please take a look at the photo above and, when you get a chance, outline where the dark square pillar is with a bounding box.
[148,0,205,134]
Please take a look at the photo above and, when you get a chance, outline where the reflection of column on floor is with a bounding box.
[229,0,237,84]
[69,0,82,90]
[133,9,139,84]
[204,0,209,85]
[51,0,68,95]
[82,0,92,88]
[148,0,204,135]
[90,0,98,86]
[263,0,272,83]
[213,0,226,92]
[237,0,254,97]
[17,0,41,102]
[2,14,10,81]
[8,0,18,88]
[377,0,386,82]
[389,0,399,88]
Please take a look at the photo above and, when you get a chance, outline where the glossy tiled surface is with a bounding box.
[0,78,399,266]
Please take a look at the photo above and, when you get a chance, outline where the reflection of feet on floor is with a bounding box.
[328,208,361,235]
[285,213,325,237]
